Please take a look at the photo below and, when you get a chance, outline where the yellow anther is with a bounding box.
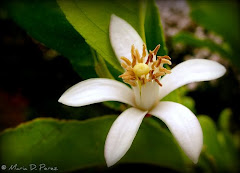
[133,63,150,77]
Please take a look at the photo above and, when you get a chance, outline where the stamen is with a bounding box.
[154,79,162,86]
[131,45,137,67]
[119,44,172,87]
[146,53,153,64]
[149,70,154,79]
[126,66,133,71]
[121,62,128,69]
[142,44,146,60]
[149,53,153,62]
[122,76,136,80]
[158,55,171,60]
[153,44,160,55]
[156,57,162,67]
[159,67,171,74]
[119,71,134,78]
[154,71,165,78]
[132,54,136,67]
[140,76,145,85]
[131,45,135,55]
[161,59,172,65]
[151,61,157,69]
[121,56,131,66]
[135,49,141,63]
[123,80,136,86]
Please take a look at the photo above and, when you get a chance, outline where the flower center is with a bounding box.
[119,44,172,87]
[133,63,150,77]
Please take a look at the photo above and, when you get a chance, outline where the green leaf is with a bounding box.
[144,0,168,55]
[218,108,232,132]
[188,0,240,67]
[3,0,97,79]
[102,101,128,112]
[173,32,231,60]
[198,115,240,172]
[217,110,240,172]
[198,116,224,172]
[188,0,240,47]
[162,86,195,113]
[91,49,114,79]
[0,116,185,172]
[123,118,185,171]
[57,0,146,72]
[217,132,239,172]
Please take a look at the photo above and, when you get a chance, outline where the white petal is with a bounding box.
[159,59,226,99]
[58,78,135,107]
[133,81,160,110]
[149,101,203,163]
[109,14,147,63]
[104,107,147,167]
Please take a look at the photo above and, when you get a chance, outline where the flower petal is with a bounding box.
[58,78,135,107]
[104,107,147,167]
[159,59,226,99]
[109,14,147,63]
[149,101,203,163]
[133,81,160,110]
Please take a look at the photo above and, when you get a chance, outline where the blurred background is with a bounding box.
[0,0,239,172]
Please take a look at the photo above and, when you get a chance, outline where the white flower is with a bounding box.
[58,15,226,167]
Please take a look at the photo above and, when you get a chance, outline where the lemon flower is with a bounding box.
[58,15,226,167]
